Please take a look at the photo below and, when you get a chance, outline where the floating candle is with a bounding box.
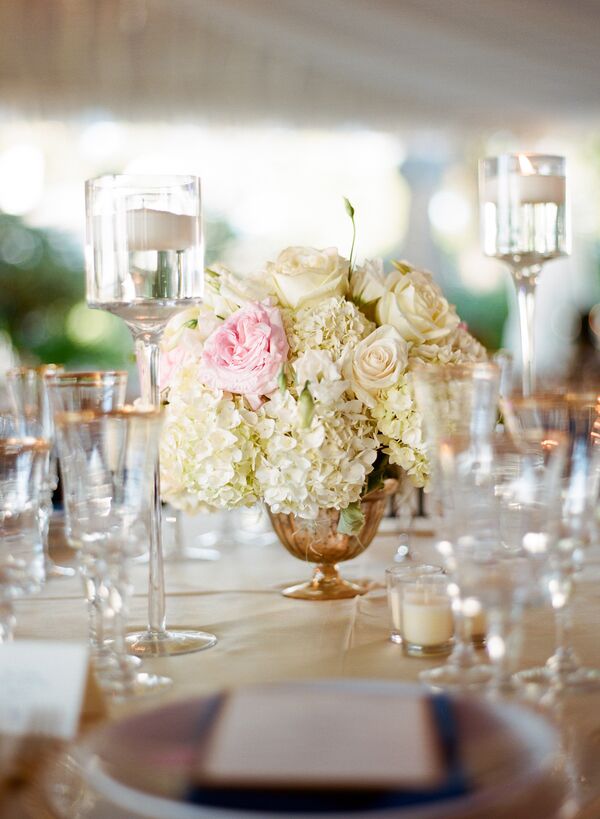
[127,208,196,251]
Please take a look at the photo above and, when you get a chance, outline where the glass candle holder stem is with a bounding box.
[133,333,166,638]
[514,270,540,396]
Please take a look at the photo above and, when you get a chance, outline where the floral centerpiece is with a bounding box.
[159,205,485,597]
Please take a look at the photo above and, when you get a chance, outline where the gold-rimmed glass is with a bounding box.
[46,370,128,672]
[0,430,49,641]
[5,364,74,579]
[53,406,171,698]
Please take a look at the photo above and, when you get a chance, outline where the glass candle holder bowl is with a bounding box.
[385,564,443,644]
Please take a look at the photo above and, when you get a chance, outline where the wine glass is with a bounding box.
[46,371,129,671]
[6,364,75,579]
[0,418,49,641]
[53,406,171,698]
[479,154,569,396]
[85,174,216,657]
[502,391,600,690]
[411,361,500,687]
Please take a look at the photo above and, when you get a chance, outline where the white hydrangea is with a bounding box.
[371,373,429,488]
[409,322,487,365]
[283,296,374,362]
[160,361,270,512]
[256,355,379,518]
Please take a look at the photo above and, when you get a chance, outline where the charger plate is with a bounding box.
[43,680,565,819]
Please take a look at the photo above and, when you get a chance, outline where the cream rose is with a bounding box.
[376,262,459,345]
[349,258,386,319]
[205,264,271,318]
[265,246,349,310]
[344,325,408,408]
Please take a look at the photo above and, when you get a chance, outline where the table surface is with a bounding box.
[7,512,600,818]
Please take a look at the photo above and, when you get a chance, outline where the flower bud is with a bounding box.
[298,381,315,428]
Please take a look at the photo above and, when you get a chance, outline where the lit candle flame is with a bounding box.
[518,154,535,175]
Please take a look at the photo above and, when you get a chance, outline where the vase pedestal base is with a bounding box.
[282,565,367,601]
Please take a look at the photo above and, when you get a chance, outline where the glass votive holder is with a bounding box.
[385,563,443,645]
[398,574,454,657]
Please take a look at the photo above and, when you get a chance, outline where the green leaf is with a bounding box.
[343,197,357,274]
[338,502,365,535]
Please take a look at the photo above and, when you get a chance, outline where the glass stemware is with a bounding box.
[411,361,501,688]
[422,431,563,692]
[479,154,569,395]
[502,391,600,690]
[46,371,128,671]
[53,406,171,698]
[6,364,75,579]
[0,422,49,641]
[85,174,216,657]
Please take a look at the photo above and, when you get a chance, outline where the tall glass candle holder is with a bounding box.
[85,174,216,657]
[479,154,569,395]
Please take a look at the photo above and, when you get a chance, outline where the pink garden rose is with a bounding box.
[160,345,189,391]
[198,302,289,399]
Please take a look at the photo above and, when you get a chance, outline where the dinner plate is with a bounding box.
[44,680,565,819]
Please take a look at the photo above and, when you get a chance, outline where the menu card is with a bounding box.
[0,641,89,740]
[193,684,448,790]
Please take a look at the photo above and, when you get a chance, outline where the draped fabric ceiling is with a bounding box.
[1,0,600,129]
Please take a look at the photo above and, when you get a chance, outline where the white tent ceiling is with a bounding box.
[1,0,600,129]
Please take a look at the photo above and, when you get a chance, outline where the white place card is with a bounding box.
[0,641,89,740]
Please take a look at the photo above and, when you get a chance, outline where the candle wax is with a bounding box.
[127,208,196,251]
[483,175,565,205]
[402,591,453,647]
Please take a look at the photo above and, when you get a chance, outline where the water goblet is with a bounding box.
[6,365,74,579]
[0,423,49,641]
[85,174,216,657]
[479,154,569,395]
[53,406,171,698]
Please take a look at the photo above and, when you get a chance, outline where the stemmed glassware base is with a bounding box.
[126,628,217,658]
[420,662,494,690]
[514,664,600,692]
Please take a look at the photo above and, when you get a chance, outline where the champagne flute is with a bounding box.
[479,154,569,396]
[85,174,216,657]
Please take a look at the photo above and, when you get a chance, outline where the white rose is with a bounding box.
[376,262,459,345]
[349,258,386,319]
[344,325,408,408]
[265,246,349,310]
[205,264,270,318]
[294,349,347,405]
[162,304,221,353]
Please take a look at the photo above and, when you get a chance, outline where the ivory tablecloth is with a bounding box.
[8,515,600,817]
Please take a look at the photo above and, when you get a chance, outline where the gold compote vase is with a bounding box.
[268,479,397,601]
